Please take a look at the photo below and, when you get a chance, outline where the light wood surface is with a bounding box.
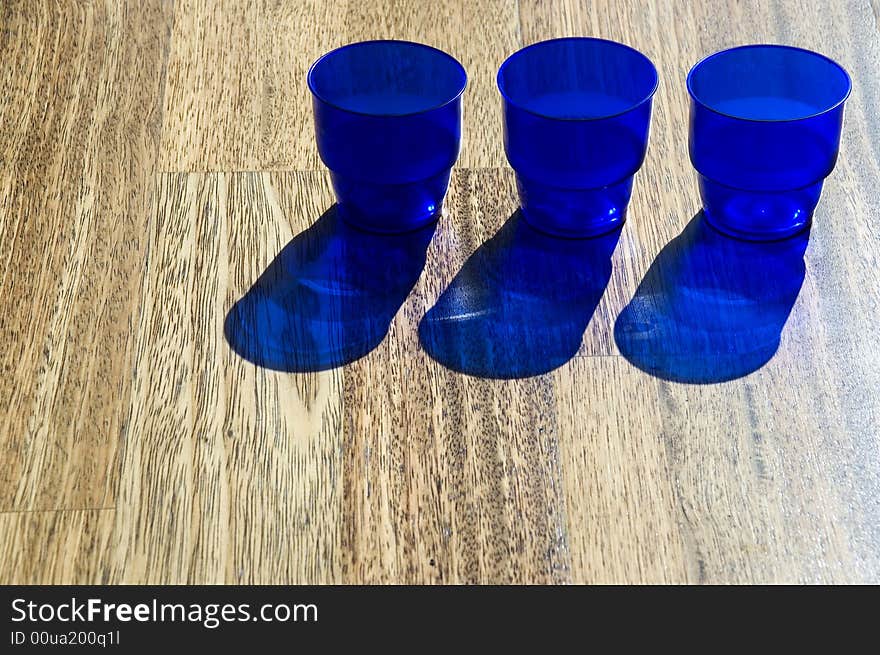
[1,0,878,584]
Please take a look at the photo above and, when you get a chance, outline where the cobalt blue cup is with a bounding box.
[309,40,466,233]
[497,38,658,238]
[688,45,851,241]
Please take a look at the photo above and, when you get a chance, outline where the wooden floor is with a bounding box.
[2,0,879,584]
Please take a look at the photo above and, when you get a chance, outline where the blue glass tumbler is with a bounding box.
[308,40,466,233]
[688,45,851,241]
[497,38,658,238]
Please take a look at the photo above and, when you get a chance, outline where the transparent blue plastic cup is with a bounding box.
[308,40,466,233]
[688,45,851,241]
[497,38,658,238]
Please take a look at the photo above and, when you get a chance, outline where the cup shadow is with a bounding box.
[225,205,436,372]
[419,210,621,379]
[614,212,809,383]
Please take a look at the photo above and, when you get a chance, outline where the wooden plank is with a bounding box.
[260,1,351,169]
[159,0,519,171]
[657,335,879,583]
[108,173,344,583]
[159,0,265,171]
[0,510,114,584]
[342,347,570,583]
[159,0,350,171]
[553,358,689,584]
[0,0,172,511]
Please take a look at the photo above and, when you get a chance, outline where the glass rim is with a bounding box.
[496,37,659,122]
[307,39,468,118]
[686,44,852,124]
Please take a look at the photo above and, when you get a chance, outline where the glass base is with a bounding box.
[515,173,633,238]
[699,174,821,241]
[331,169,451,234]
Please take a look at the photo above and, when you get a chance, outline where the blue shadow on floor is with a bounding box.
[225,205,435,372]
[419,210,621,379]
[614,212,809,384]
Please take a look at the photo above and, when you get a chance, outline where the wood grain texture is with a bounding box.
[0,510,115,584]
[2,0,880,584]
[0,0,172,512]
[160,0,518,170]
[553,358,689,584]
[159,0,265,171]
[109,172,345,583]
[342,348,569,584]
